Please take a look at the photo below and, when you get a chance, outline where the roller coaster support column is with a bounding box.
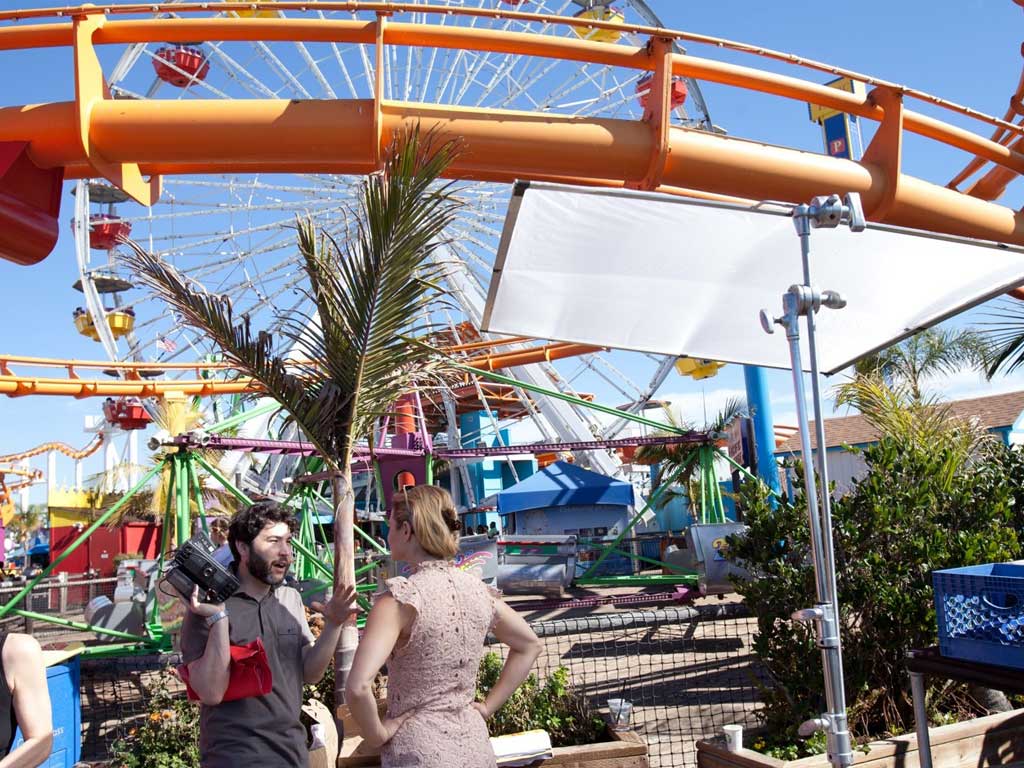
[743,366,781,495]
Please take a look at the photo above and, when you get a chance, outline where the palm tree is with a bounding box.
[7,503,47,551]
[854,327,989,401]
[633,397,746,524]
[121,127,461,718]
[981,299,1024,378]
[834,373,993,489]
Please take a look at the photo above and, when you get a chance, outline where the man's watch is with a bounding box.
[205,610,228,628]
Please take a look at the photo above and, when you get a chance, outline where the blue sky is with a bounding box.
[2,0,1024,500]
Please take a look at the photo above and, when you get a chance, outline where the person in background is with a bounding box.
[487,522,499,539]
[475,524,487,536]
[346,486,541,767]
[0,632,53,766]
[209,517,233,568]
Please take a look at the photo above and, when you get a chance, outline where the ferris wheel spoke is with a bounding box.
[292,40,338,98]
[204,40,282,98]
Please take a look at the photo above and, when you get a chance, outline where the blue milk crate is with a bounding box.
[933,562,1024,669]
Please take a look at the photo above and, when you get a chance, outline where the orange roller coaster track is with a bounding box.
[1,4,1024,266]
[0,435,104,464]
[0,341,605,398]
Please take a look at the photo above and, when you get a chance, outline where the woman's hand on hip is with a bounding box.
[368,711,412,748]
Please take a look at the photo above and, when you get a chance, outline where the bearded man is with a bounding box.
[179,500,358,767]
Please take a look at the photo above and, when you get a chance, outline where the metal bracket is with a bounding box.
[862,86,904,220]
[72,13,161,206]
[631,36,674,190]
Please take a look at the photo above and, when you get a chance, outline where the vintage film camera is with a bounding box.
[164,530,240,604]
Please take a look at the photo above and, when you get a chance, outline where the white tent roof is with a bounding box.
[482,182,1024,375]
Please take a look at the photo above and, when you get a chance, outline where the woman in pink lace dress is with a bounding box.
[346,486,541,768]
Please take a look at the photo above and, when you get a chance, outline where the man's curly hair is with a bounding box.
[228,499,298,561]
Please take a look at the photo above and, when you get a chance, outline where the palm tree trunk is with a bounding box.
[332,469,358,741]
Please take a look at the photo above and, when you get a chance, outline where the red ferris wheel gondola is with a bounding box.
[152,45,210,88]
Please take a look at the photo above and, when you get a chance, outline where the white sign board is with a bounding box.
[483,183,1024,374]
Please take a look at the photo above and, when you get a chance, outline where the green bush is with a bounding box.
[476,651,606,747]
[728,438,1024,751]
[109,669,200,768]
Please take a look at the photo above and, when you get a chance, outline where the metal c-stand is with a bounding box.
[760,193,865,768]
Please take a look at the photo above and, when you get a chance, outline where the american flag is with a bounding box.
[155,336,177,354]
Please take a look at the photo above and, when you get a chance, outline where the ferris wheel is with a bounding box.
[71,0,716,486]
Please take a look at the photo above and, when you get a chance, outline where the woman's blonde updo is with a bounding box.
[391,485,461,559]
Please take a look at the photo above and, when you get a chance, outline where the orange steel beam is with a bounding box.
[2,4,1021,144]
[464,342,605,371]
[7,97,1020,246]
[0,18,1022,253]
[3,15,1024,175]
[0,342,601,397]
[0,375,261,398]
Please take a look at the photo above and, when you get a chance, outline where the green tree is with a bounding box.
[122,128,461,716]
[854,327,988,401]
[980,299,1024,378]
[7,503,47,550]
[728,386,1021,746]
[633,397,745,523]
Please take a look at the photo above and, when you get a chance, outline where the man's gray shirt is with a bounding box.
[180,584,316,768]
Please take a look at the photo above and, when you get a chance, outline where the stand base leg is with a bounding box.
[910,671,932,768]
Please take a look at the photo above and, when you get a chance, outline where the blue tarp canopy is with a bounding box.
[497,461,634,515]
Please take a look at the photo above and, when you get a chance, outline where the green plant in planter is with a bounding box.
[729,432,1024,750]
[476,651,606,747]
[109,669,200,768]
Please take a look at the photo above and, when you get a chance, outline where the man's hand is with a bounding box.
[181,585,225,619]
[311,584,360,626]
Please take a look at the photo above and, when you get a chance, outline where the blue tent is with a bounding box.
[497,461,633,515]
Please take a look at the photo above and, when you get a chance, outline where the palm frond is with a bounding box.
[123,126,462,471]
[855,327,989,397]
[834,372,993,488]
[981,300,1024,377]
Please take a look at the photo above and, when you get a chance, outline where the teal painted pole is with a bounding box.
[744,366,781,495]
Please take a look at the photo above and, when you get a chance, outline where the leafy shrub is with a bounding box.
[476,651,606,747]
[109,669,199,768]
[729,438,1024,750]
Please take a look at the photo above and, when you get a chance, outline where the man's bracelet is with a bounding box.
[205,610,228,628]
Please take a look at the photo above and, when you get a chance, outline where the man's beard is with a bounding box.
[247,549,288,586]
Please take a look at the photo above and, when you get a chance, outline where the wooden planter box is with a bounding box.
[337,705,648,768]
[697,709,1024,768]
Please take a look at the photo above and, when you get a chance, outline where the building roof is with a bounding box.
[775,389,1024,454]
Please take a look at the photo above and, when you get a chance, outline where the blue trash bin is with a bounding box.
[10,656,81,768]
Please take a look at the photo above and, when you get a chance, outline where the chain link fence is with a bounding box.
[486,602,766,768]
[0,575,118,645]
[68,598,766,766]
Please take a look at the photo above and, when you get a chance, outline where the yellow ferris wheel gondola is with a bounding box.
[675,357,726,381]
[73,307,136,341]
[571,4,625,44]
